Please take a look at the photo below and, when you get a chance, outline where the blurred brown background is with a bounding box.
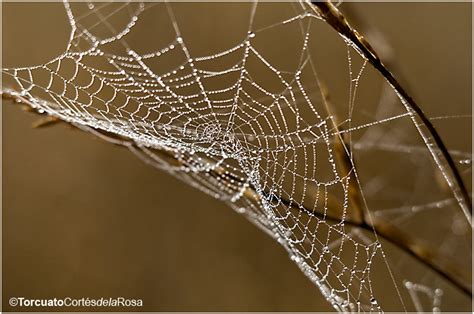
[2,2,471,312]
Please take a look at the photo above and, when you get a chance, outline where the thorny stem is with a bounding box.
[309,1,472,225]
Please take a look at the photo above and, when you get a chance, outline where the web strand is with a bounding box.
[2,1,471,312]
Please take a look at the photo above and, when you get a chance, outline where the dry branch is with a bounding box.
[309,1,472,225]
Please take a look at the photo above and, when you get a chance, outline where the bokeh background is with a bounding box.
[2,2,472,312]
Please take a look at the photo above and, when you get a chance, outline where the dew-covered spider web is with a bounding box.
[2,1,472,312]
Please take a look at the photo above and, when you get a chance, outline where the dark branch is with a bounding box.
[309,1,472,222]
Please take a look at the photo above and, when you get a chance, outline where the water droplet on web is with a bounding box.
[5,5,463,311]
[236,207,246,214]
[290,254,301,263]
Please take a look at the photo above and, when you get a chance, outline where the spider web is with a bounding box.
[2,1,472,312]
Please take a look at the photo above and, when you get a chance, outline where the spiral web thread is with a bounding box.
[2,1,472,312]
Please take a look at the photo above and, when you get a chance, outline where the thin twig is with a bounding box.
[309,1,472,225]
[319,76,471,297]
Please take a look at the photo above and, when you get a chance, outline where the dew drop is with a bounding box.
[236,207,246,214]
[459,159,471,165]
